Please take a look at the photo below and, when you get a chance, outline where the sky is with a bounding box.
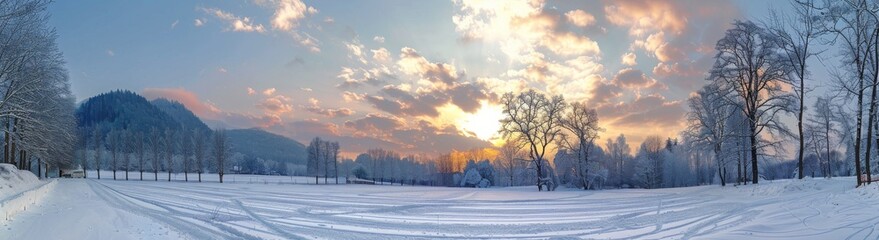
[49,0,806,156]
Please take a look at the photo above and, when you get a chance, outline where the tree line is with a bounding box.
[83,126,232,182]
[0,0,77,176]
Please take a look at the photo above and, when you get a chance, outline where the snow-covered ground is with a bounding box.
[3,175,879,239]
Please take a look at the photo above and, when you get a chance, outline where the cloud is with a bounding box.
[247,87,256,95]
[373,36,385,43]
[540,32,600,56]
[106,50,114,57]
[262,88,276,96]
[194,18,205,27]
[293,32,321,52]
[303,98,354,118]
[201,7,266,33]
[565,9,595,27]
[397,47,461,87]
[344,113,404,137]
[342,91,365,102]
[604,0,688,36]
[612,68,664,90]
[344,41,367,64]
[299,87,312,92]
[271,0,313,31]
[171,20,179,29]
[371,48,391,62]
[335,66,392,89]
[257,94,294,118]
[598,94,685,128]
[217,67,227,73]
[622,52,637,66]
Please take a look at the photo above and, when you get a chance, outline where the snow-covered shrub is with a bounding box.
[459,160,496,188]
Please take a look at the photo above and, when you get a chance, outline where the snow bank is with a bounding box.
[0,163,55,223]
[0,164,41,199]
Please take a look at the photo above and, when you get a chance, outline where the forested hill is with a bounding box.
[227,128,307,165]
[76,90,180,134]
[75,90,307,167]
[151,98,211,134]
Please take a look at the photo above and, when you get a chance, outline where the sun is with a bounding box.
[459,102,505,142]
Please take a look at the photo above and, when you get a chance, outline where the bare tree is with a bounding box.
[808,97,841,177]
[181,126,190,182]
[710,20,792,184]
[823,0,876,186]
[331,141,340,184]
[606,134,631,188]
[500,89,566,191]
[559,102,602,189]
[496,140,523,186]
[136,131,145,180]
[109,129,118,180]
[94,126,102,179]
[766,0,825,179]
[164,128,173,181]
[213,128,228,183]
[687,83,735,186]
[122,130,130,180]
[193,129,205,182]
[149,127,160,181]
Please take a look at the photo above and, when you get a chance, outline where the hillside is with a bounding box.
[75,90,180,134]
[150,98,211,134]
[227,128,307,165]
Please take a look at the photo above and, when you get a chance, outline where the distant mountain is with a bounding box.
[151,98,211,134]
[227,128,307,165]
[76,90,181,135]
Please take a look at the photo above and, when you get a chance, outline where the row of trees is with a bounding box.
[85,127,231,183]
[0,0,77,176]
[306,137,340,184]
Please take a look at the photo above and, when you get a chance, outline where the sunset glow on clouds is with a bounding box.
[52,0,779,155]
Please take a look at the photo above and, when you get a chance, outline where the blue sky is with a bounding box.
[49,0,813,155]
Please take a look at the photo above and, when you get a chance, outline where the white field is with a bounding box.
[2,172,879,239]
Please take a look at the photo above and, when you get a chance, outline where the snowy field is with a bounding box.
[3,175,879,239]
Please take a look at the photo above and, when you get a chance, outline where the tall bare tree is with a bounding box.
[823,0,876,186]
[710,20,791,184]
[559,102,602,189]
[136,131,145,180]
[500,89,566,191]
[94,126,102,179]
[766,0,825,179]
[164,128,173,181]
[181,126,190,182]
[149,127,160,181]
[687,83,735,186]
[213,128,229,183]
[193,129,205,182]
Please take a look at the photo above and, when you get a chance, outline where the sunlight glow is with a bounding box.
[458,102,504,142]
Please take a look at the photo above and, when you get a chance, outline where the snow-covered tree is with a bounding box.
[500,90,565,191]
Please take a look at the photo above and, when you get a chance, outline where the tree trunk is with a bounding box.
[865,84,876,184]
[750,123,759,184]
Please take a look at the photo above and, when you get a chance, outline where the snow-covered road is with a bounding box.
[3,177,879,239]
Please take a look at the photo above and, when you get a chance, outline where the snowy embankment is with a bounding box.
[0,164,55,223]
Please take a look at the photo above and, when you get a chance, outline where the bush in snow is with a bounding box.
[352,166,368,179]
[459,160,496,188]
